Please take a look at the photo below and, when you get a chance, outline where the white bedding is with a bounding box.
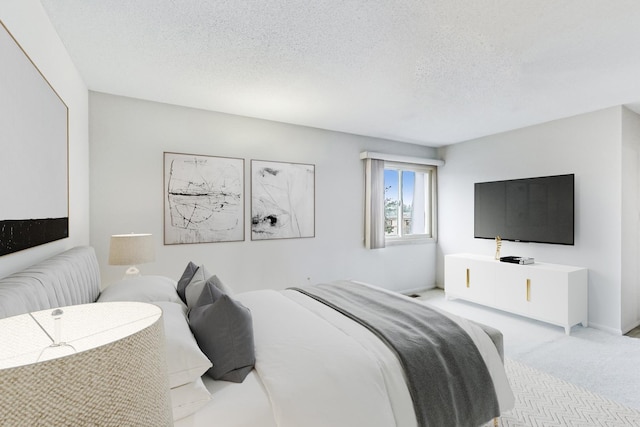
[176,288,514,427]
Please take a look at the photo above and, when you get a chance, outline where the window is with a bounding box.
[362,152,440,249]
[383,162,436,244]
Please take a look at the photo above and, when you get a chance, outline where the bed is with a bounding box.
[0,246,514,427]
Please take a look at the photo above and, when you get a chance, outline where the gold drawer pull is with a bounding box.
[526,279,531,301]
[466,268,470,288]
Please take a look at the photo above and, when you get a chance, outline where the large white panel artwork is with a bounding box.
[251,160,315,240]
[0,21,68,256]
[164,152,244,244]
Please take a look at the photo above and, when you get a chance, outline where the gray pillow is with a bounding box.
[177,261,199,304]
[188,282,255,383]
[184,268,233,309]
[184,265,211,308]
[208,275,234,296]
[97,275,185,308]
[195,275,225,304]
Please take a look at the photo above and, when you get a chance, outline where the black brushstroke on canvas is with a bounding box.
[260,167,280,177]
[0,218,69,256]
[251,214,279,229]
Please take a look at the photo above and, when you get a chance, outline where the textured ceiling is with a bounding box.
[39,0,640,146]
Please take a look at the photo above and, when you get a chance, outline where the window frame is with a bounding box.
[383,161,438,246]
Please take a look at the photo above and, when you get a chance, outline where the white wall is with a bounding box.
[90,92,438,293]
[0,0,89,278]
[437,107,627,334]
[621,107,640,333]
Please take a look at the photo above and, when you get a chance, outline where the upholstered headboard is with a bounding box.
[0,246,101,319]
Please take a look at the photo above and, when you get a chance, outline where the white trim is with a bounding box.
[400,285,437,295]
[385,236,436,246]
[621,318,640,335]
[360,151,445,167]
[588,321,623,336]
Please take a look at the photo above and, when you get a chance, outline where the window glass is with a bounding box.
[384,169,399,236]
[383,163,435,242]
[402,171,415,236]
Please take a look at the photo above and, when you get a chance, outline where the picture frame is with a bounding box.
[251,160,315,240]
[164,152,245,244]
[0,21,69,256]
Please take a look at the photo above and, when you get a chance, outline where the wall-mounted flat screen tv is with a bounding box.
[474,174,575,245]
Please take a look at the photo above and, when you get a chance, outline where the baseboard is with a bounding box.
[401,285,437,296]
[622,319,640,335]
[588,321,624,336]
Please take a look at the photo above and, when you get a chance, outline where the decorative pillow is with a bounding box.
[189,282,255,383]
[208,274,234,296]
[97,275,184,307]
[195,275,225,303]
[169,377,211,421]
[184,265,210,308]
[184,266,235,309]
[176,261,198,304]
[155,301,212,388]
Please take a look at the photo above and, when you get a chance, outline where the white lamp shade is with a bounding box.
[108,233,155,266]
[0,302,172,426]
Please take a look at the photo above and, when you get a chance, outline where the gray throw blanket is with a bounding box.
[290,281,500,427]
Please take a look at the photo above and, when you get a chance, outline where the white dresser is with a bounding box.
[444,253,588,334]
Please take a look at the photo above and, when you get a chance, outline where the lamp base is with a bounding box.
[124,266,141,278]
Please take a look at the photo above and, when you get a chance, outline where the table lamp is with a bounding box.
[108,233,155,277]
[0,302,172,426]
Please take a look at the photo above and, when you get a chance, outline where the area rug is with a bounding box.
[482,358,640,426]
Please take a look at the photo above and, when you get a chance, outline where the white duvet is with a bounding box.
[176,288,514,427]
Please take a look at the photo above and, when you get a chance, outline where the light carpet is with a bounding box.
[482,358,640,427]
[419,289,640,411]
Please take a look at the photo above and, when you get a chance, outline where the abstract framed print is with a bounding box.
[164,152,244,244]
[251,160,315,240]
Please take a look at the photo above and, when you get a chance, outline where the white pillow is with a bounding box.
[170,377,211,421]
[155,301,212,388]
[98,275,185,308]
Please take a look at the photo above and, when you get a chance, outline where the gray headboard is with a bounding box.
[0,246,101,319]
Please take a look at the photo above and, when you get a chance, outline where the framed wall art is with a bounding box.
[0,21,69,256]
[164,152,244,244]
[251,160,315,240]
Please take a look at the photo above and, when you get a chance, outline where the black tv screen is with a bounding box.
[474,174,575,245]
